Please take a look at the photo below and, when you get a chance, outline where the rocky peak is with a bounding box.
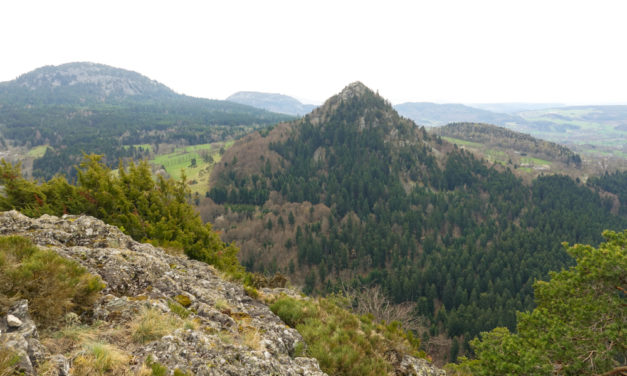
[337,81,371,101]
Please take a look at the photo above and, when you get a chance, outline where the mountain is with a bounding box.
[393,102,525,127]
[0,62,292,180]
[226,91,317,116]
[0,62,175,104]
[204,82,627,363]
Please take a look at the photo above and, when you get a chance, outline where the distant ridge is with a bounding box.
[467,103,565,113]
[227,91,316,116]
[393,102,525,127]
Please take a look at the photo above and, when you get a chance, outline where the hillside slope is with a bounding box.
[0,211,447,376]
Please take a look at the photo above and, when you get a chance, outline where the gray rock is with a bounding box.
[6,314,22,328]
[399,355,447,376]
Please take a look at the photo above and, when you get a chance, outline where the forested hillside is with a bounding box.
[206,82,627,363]
[0,63,292,179]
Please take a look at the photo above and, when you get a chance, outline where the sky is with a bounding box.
[1,0,626,105]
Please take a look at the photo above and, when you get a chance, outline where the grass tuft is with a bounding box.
[131,308,182,344]
[71,342,130,375]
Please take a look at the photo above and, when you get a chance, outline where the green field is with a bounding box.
[27,145,49,158]
[149,142,232,195]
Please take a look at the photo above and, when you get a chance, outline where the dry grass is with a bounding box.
[71,342,131,376]
[131,308,182,344]
[242,326,262,350]
[41,324,100,355]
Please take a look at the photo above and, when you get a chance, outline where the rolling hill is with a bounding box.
[431,122,584,180]
[514,105,627,159]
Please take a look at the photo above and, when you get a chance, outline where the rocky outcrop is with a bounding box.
[0,210,446,376]
[0,211,326,375]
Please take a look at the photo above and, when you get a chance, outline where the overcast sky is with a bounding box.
[1,0,626,105]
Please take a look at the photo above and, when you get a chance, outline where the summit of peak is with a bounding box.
[338,81,372,100]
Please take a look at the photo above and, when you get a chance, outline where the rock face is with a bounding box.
[0,211,326,375]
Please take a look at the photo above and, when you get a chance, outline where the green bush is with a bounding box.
[0,236,104,328]
[269,296,318,327]
[0,156,244,278]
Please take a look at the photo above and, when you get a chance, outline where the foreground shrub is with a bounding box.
[0,236,104,328]
[457,230,627,375]
[0,156,243,278]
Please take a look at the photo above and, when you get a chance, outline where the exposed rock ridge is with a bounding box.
[0,210,326,375]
